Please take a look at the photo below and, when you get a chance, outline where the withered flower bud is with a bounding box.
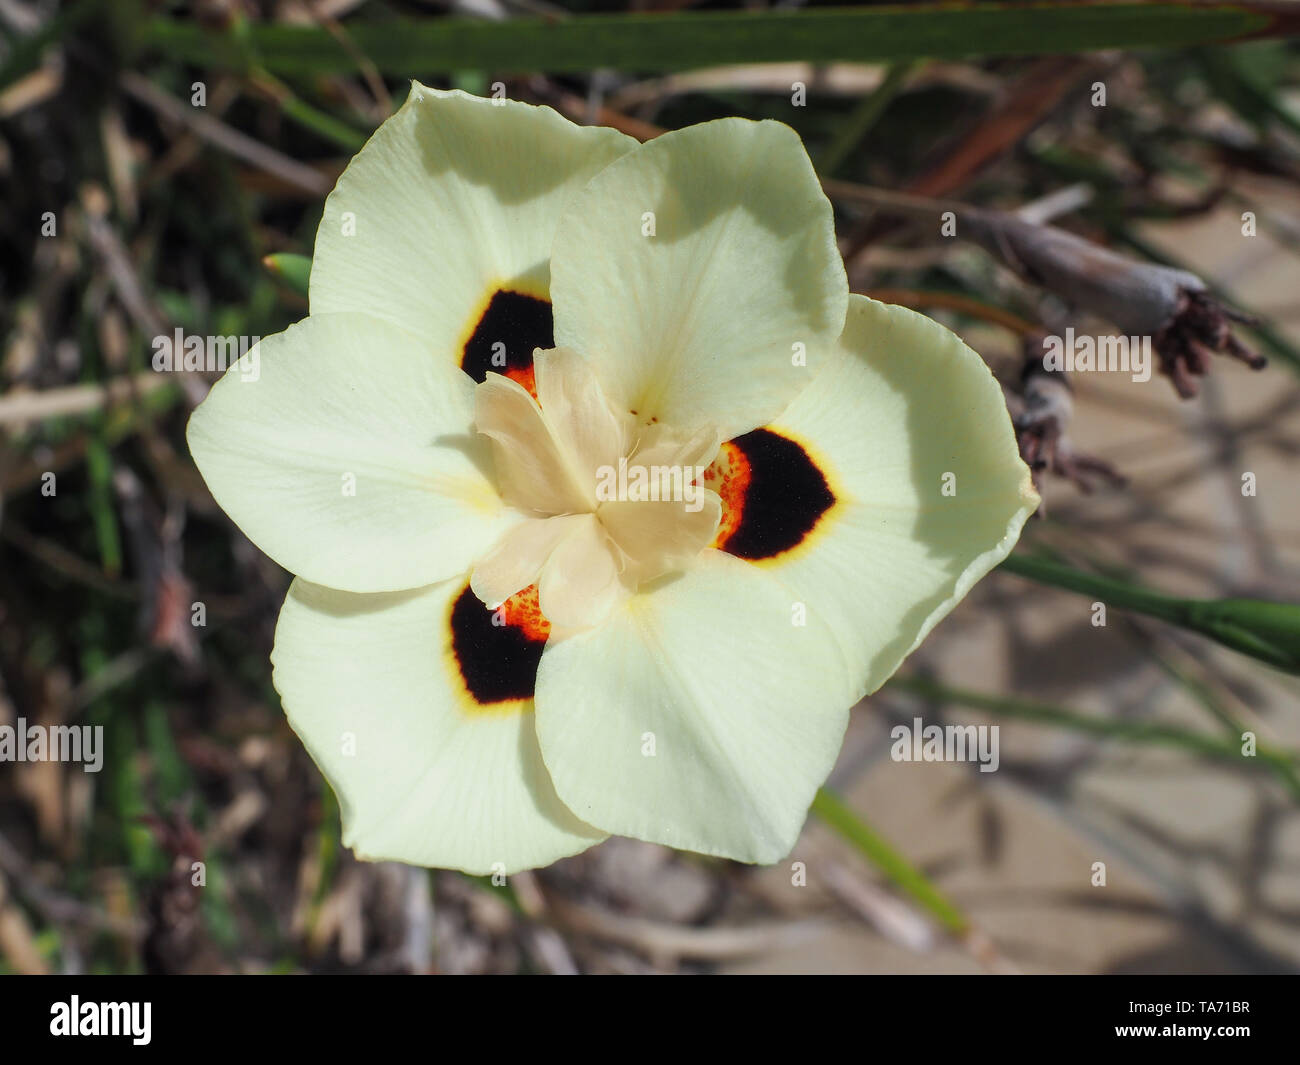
[1011,335,1126,513]
[963,209,1265,398]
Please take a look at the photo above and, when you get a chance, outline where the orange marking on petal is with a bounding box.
[503,364,538,399]
[448,582,551,712]
[711,429,834,560]
[499,583,551,643]
[708,441,752,549]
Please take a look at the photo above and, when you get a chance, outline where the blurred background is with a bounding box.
[1,0,1299,974]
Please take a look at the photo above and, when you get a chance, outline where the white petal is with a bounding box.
[629,422,721,471]
[550,118,848,440]
[473,371,591,515]
[599,491,721,585]
[761,294,1038,696]
[272,578,604,874]
[187,313,509,593]
[534,550,854,863]
[537,514,624,630]
[470,514,587,609]
[310,85,636,362]
[534,347,631,478]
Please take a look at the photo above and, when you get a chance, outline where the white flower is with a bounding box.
[188,84,1037,874]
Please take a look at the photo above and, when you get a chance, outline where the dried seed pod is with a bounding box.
[963,208,1265,398]
[1012,335,1126,512]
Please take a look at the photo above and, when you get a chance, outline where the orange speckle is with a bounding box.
[708,441,751,549]
[500,583,550,642]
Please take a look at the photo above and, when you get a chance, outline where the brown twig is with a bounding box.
[120,72,332,197]
[862,287,1040,338]
[0,374,167,426]
[545,894,830,963]
[841,55,1102,264]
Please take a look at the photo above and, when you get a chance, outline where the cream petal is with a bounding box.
[629,422,722,472]
[534,347,632,480]
[759,293,1039,697]
[537,514,625,630]
[550,118,848,440]
[272,578,604,874]
[599,491,721,585]
[534,550,854,863]
[187,312,508,593]
[473,371,591,515]
[310,84,637,365]
[470,513,588,609]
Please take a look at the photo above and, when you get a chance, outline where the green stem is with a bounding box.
[817,61,917,177]
[999,553,1300,674]
[886,675,1298,774]
[811,788,968,936]
[1000,553,1187,623]
[1139,643,1300,801]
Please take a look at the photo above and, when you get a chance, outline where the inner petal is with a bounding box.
[534,348,632,480]
[471,346,725,629]
[471,514,589,609]
[629,421,721,472]
[599,492,722,586]
[536,513,623,630]
[474,372,593,515]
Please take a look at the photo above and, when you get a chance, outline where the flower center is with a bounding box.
[470,348,722,631]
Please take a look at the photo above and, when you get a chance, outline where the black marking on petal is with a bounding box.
[460,290,553,383]
[721,428,835,560]
[449,584,544,705]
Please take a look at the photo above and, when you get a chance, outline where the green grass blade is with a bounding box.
[84,435,122,578]
[811,787,968,937]
[816,60,918,177]
[254,71,368,152]
[135,4,1294,76]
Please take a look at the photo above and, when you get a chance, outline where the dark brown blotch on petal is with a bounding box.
[460,290,553,388]
[713,428,835,560]
[449,583,547,706]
